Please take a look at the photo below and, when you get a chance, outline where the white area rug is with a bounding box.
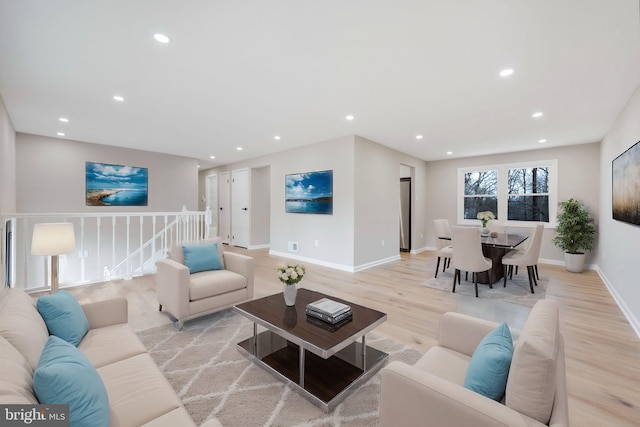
[137,310,422,427]
[422,269,546,307]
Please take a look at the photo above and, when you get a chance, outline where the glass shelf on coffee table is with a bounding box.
[233,288,388,412]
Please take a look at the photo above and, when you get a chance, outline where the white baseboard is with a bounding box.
[268,251,400,273]
[248,244,270,250]
[268,250,355,272]
[353,255,401,272]
[595,267,640,339]
[410,246,429,254]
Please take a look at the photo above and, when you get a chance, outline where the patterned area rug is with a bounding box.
[137,310,422,427]
[421,269,546,307]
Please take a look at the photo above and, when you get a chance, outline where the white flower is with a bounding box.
[277,264,306,285]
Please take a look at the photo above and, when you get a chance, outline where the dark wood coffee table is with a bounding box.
[233,288,388,412]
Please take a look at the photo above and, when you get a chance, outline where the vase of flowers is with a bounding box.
[277,264,306,306]
[477,211,495,236]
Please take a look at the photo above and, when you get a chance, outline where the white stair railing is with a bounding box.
[0,207,212,292]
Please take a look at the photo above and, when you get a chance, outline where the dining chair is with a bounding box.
[501,223,544,293]
[433,219,453,278]
[450,226,493,297]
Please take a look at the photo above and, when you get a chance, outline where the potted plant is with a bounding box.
[552,198,596,272]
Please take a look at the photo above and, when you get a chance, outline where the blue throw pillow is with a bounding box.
[183,242,223,273]
[37,290,90,346]
[34,336,109,427]
[463,322,513,401]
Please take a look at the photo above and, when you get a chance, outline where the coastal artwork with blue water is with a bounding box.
[285,170,333,214]
[85,161,148,206]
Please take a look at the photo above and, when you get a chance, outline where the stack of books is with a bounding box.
[306,298,352,324]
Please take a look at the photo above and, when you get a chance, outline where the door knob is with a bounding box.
[242,207,248,211]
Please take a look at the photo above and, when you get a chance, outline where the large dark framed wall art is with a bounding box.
[612,140,640,226]
[85,161,149,206]
[285,170,333,214]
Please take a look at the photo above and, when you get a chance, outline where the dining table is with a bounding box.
[440,231,528,284]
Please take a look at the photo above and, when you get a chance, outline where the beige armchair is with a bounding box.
[156,237,254,329]
[380,300,568,427]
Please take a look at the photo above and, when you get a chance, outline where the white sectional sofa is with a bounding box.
[0,288,222,427]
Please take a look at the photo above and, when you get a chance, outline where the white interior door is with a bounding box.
[205,174,218,236]
[231,168,250,248]
[219,172,231,244]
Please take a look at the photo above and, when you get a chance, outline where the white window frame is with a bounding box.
[457,159,558,228]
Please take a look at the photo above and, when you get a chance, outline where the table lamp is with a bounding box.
[31,222,76,293]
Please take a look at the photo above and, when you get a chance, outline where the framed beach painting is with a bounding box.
[612,140,640,226]
[285,170,333,214]
[85,161,148,206]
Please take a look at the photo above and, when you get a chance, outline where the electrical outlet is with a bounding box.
[381,239,385,246]
[314,240,319,247]
[288,241,298,252]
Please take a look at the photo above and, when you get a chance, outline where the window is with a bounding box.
[458,160,557,226]
[463,170,498,220]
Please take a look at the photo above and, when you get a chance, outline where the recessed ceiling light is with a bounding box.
[499,68,514,77]
[58,117,69,123]
[56,132,65,137]
[345,115,354,121]
[416,135,423,140]
[236,147,243,151]
[209,155,216,159]
[113,95,125,102]
[532,111,543,118]
[154,33,171,44]
[446,151,453,155]
[197,164,200,168]
[538,139,547,143]
[274,136,281,140]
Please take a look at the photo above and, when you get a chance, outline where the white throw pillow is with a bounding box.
[505,300,560,424]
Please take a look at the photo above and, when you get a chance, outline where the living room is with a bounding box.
[1,2,640,426]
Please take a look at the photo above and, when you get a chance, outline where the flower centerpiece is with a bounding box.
[477,211,495,235]
[277,264,305,306]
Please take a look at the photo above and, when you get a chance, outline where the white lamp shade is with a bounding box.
[31,222,76,256]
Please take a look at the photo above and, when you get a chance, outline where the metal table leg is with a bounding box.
[362,335,367,371]
[299,346,305,388]
[252,323,257,356]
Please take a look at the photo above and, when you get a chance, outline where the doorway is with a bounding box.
[400,177,411,252]
[205,174,218,237]
[219,172,231,244]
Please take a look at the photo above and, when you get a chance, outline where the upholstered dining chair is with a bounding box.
[433,219,453,278]
[501,223,544,293]
[450,226,493,297]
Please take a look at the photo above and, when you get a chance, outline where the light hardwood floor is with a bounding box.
[65,246,640,427]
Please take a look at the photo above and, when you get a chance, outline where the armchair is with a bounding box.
[380,300,568,427]
[156,237,254,329]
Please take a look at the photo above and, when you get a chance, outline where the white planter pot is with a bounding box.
[564,252,586,273]
[283,284,297,306]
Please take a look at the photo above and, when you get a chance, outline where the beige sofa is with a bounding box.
[0,288,222,427]
[156,237,254,329]
[380,300,569,427]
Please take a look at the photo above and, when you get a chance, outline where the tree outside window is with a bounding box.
[464,170,498,220]
[507,167,550,221]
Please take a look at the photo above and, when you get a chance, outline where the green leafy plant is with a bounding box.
[552,198,596,254]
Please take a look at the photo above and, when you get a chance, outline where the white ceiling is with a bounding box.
[1,1,639,168]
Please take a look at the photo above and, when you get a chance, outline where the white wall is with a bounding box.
[354,136,429,267]
[16,133,199,213]
[200,135,430,270]
[598,83,640,334]
[0,95,16,214]
[425,142,601,264]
